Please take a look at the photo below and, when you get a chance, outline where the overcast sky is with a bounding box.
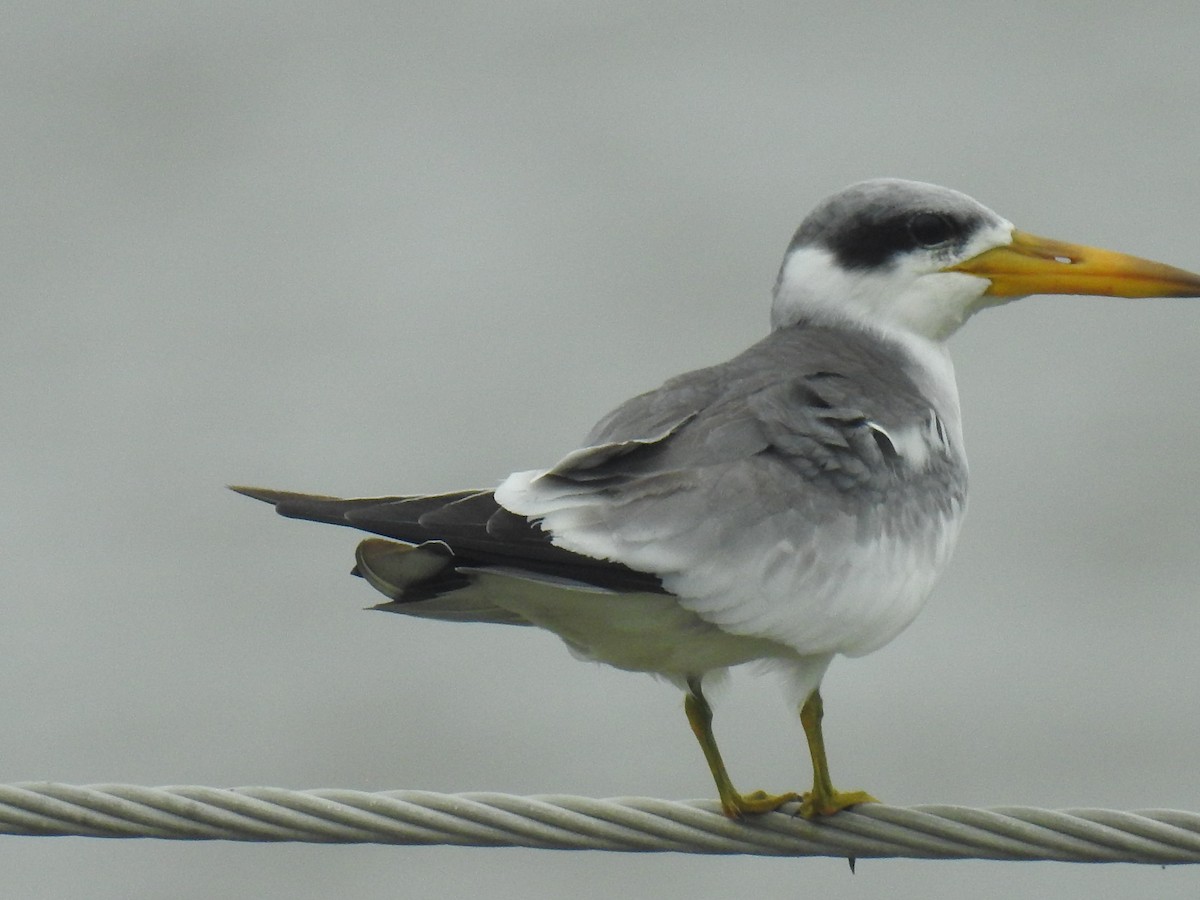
[3,2,1200,897]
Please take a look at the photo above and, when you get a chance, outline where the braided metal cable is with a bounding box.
[1,783,1199,861]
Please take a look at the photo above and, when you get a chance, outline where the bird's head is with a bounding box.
[772,178,1200,342]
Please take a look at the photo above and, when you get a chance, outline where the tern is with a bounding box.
[234,179,1200,819]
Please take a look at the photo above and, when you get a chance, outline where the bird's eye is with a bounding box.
[908,212,954,248]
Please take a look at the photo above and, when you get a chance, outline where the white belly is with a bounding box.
[463,569,804,677]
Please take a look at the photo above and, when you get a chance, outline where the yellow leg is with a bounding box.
[796,689,877,819]
[684,678,800,818]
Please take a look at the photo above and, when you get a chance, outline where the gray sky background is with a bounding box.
[4,2,1200,897]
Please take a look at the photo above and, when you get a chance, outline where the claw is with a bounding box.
[720,789,802,819]
[796,788,877,820]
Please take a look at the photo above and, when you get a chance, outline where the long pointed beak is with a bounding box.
[945,230,1200,298]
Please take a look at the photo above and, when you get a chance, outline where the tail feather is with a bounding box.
[231,484,667,599]
[355,539,529,625]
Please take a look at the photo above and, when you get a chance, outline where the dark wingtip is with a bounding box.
[229,484,361,526]
[228,484,289,505]
[229,485,347,505]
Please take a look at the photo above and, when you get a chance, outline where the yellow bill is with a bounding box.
[946,230,1200,298]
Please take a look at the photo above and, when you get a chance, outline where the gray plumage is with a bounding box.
[236,311,966,667]
[566,317,962,507]
[236,179,992,676]
[232,177,1200,818]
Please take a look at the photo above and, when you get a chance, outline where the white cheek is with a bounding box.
[890,271,994,339]
[772,246,908,330]
[771,246,848,328]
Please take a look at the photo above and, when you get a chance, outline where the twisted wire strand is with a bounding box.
[1,783,1199,862]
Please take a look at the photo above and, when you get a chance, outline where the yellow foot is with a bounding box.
[719,789,802,819]
[797,789,878,820]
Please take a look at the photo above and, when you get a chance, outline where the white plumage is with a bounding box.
[237,178,1200,818]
